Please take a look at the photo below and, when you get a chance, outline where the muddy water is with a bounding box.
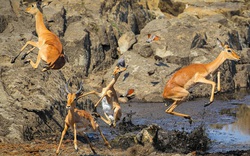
[109,89,250,153]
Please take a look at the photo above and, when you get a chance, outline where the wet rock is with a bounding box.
[153,126,210,153]
[115,124,210,154]
[135,124,159,145]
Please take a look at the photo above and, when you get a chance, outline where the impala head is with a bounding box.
[65,80,83,110]
[113,58,127,77]
[25,0,43,14]
[217,38,240,61]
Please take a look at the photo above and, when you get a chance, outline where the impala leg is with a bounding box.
[11,41,37,63]
[73,124,78,151]
[104,113,113,126]
[98,113,112,126]
[113,104,121,127]
[82,132,97,154]
[26,52,42,70]
[94,94,106,108]
[78,91,99,99]
[195,77,216,107]
[165,87,192,123]
[97,126,111,148]
[21,47,36,60]
[56,123,69,154]
[215,72,221,93]
[165,100,192,123]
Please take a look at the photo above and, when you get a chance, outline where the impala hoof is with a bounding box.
[74,146,78,152]
[214,91,220,94]
[204,102,212,107]
[184,116,193,124]
[24,60,30,64]
[42,68,48,72]
[106,143,112,149]
[21,53,28,60]
[11,57,16,63]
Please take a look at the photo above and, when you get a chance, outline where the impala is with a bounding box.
[78,58,134,127]
[163,38,240,123]
[56,81,111,155]
[11,0,66,71]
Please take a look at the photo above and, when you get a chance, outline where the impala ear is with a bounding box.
[216,38,224,49]
[224,41,229,46]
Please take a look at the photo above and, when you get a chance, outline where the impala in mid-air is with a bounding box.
[11,0,66,71]
[163,38,240,124]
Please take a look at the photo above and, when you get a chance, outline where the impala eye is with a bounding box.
[227,49,231,53]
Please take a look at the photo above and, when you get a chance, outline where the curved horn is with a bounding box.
[75,82,83,95]
[65,80,71,94]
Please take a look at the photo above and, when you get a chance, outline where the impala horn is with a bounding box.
[65,80,71,94]
[75,81,83,95]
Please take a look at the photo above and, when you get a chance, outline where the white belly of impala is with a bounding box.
[102,97,114,120]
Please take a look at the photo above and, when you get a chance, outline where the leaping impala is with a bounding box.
[78,58,135,127]
[11,0,66,72]
[56,80,111,155]
[163,38,240,123]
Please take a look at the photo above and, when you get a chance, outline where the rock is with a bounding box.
[240,48,250,64]
[135,44,154,58]
[42,0,65,37]
[135,124,160,145]
[117,31,136,55]
[0,15,8,33]
[134,124,210,153]
[234,64,250,88]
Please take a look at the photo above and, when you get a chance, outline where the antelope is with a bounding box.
[78,58,134,127]
[162,38,240,123]
[11,0,66,72]
[56,81,111,155]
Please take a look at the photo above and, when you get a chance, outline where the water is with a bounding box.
[207,103,250,153]
[118,89,250,153]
